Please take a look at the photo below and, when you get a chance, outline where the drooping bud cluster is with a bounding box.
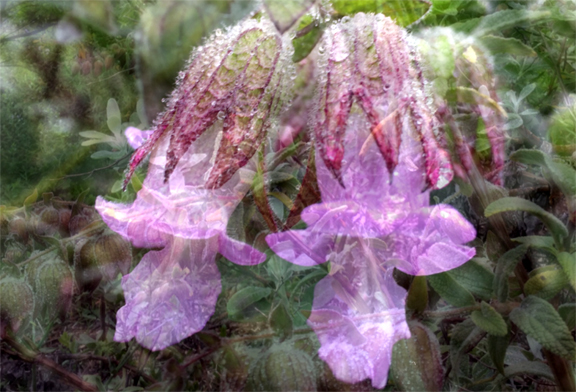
[125,18,293,190]
[314,13,453,189]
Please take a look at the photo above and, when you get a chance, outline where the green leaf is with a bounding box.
[510,149,576,203]
[452,9,550,36]
[292,16,324,63]
[518,83,536,102]
[447,258,494,301]
[471,302,508,337]
[556,252,576,291]
[524,268,569,300]
[270,303,293,341]
[503,361,555,380]
[558,303,575,331]
[486,231,508,263]
[130,172,143,193]
[479,36,536,57]
[418,34,454,80]
[427,271,476,307]
[391,322,443,391]
[547,106,576,154]
[487,334,508,374]
[475,118,491,160]
[227,287,273,320]
[449,319,486,376]
[73,0,117,33]
[512,236,556,252]
[23,188,38,207]
[485,197,568,246]
[79,131,116,146]
[406,275,428,313]
[493,245,529,302]
[252,150,278,233]
[331,0,430,27]
[453,86,506,116]
[263,0,316,33]
[220,346,246,379]
[106,98,122,134]
[509,295,575,360]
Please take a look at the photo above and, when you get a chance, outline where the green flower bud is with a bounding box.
[0,277,34,334]
[74,231,132,292]
[26,252,74,320]
[247,343,316,391]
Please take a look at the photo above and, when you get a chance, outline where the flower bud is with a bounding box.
[124,18,293,190]
[314,13,453,189]
[74,231,132,292]
[247,343,316,391]
[93,60,103,76]
[81,61,92,76]
[8,216,28,242]
[26,252,73,320]
[58,208,72,236]
[74,239,101,292]
[69,210,93,236]
[104,55,114,70]
[3,242,26,264]
[36,206,59,236]
[0,277,34,334]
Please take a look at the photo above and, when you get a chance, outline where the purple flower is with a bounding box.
[266,116,476,388]
[125,126,153,150]
[96,127,265,351]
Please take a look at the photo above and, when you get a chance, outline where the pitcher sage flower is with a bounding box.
[266,14,477,388]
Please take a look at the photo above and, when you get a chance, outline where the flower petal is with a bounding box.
[114,237,221,351]
[308,273,410,389]
[125,127,154,150]
[266,229,334,267]
[218,234,266,266]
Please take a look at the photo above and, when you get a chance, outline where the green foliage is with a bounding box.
[509,296,576,360]
[470,302,508,337]
[524,266,569,300]
[292,15,324,63]
[485,197,568,246]
[479,35,536,57]
[406,275,428,312]
[493,245,528,303]
[487,334,508,374]
[331,0,430,26]
[263,0,316,33]
[547,105,576,154]
[391,322,443,391]
[427,268,478,307]
[0,94,40,183]
[556,252,576,291]
[226,286,273,321]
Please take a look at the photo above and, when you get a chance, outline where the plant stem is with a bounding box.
[422,305,481,318]
[543,349,576,392]
[2,334,99,392]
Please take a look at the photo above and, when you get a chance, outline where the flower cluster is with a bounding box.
[97,12,478,388]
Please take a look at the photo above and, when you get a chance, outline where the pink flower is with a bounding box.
[124,126,153,150]
[96,127,265,351]
[266,116,476,388]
